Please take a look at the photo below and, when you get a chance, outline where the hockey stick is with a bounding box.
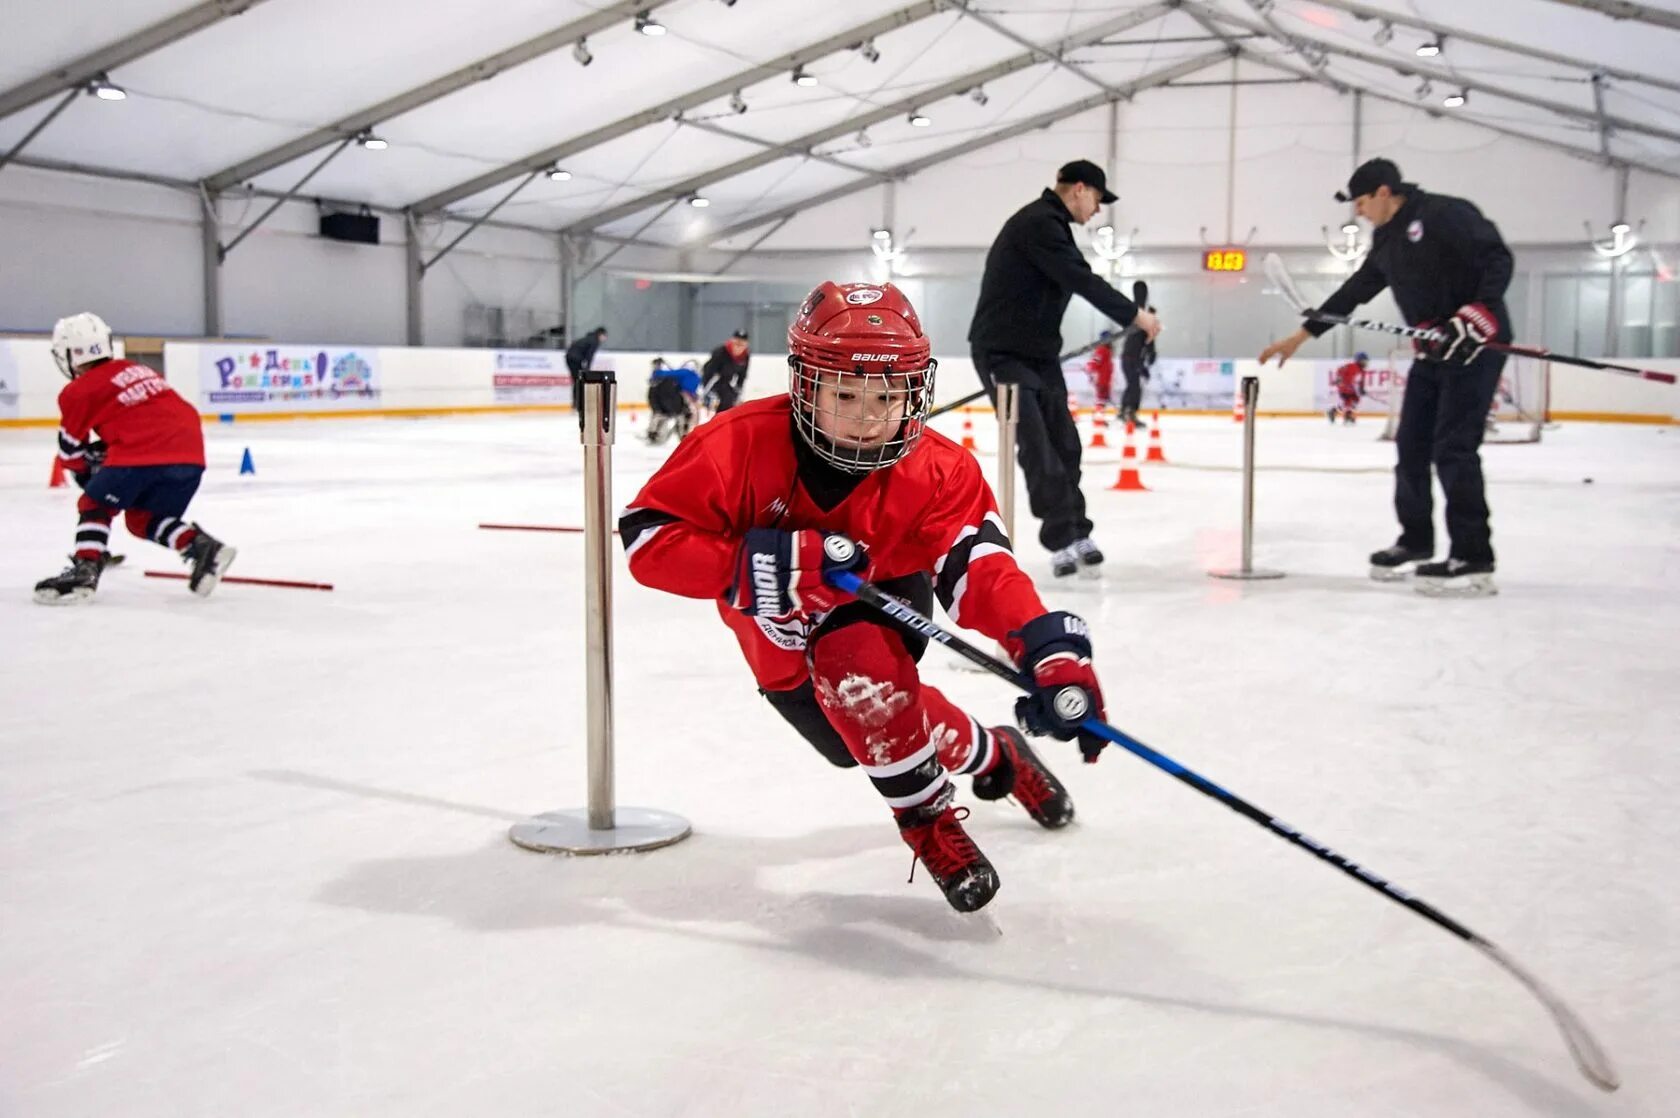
[829,568,1620,1093]
[935,336,1124,420]
[1263,253,1676,385]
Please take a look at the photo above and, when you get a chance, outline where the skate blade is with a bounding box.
[193,545,238,598]
[1369,564,1415,583]
[34,586,95,606]
[1415,573,1497,598]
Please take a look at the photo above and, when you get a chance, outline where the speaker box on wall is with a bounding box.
[319,211,380,245]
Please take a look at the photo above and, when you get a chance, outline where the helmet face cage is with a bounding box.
[789,355,936,473]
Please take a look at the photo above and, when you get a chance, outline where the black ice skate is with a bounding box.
[1369,543,1432,582]
[1050,546,1079,579]
[972,726,1075,829]
[184,527,238,597]
[33,556,102,605]
[1414,558,1497,598]
[895,801,999,913]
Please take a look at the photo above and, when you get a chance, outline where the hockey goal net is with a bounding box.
[1380,350,1551,444]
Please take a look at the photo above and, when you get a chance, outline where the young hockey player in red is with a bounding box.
[1329,352,1369,425]
[1086,334,1115,407]
[34,312,236,605]
[619,282,1111,913]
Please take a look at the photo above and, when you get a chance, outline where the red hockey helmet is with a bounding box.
[787,281,936,473]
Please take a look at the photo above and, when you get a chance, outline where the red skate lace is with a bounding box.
[905,806,980,884]
[1010,748,1059,813]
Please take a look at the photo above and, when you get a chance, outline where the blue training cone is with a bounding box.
[239,447,255,475]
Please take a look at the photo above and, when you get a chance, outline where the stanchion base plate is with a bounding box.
[508,807,692,855]
[1208,568,1286,580]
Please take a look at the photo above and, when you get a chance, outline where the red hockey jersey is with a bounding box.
[620,395,1046,689]
[1332,362,1367,397]
[57,359,204,469]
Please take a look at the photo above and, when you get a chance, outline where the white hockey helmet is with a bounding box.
[51,312,115,379]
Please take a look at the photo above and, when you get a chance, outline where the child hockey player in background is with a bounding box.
[619,282,1112,914]
[1329,352,1369,425]
[646,358,702,445]
[34,313,236,605]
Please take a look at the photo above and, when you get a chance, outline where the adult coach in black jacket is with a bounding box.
[1260,158,1513,597]
[969,160,1161,578]
[567,326,608,424]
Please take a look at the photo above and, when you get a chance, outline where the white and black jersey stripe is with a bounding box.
[861,741,949,810]
[618,507,678,562]
[933,512,1013,625]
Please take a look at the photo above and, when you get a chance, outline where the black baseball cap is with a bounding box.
[1335,158,1403,203]
[1057,159,1117,204]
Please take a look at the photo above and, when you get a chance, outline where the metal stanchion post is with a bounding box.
[509,370,693,855]
[1210,375,1285,582]
[994,383,1020,541]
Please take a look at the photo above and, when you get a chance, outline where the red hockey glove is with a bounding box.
[729,529,868,620]
[1009,611,1109,763]
[1437,303,1498,365]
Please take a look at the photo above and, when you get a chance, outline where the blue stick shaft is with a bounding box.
[830,570,1479,944]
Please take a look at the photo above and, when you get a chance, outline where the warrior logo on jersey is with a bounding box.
[1407,219,1424,243]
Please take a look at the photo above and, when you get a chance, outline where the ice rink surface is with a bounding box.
[2,410,1676,1117]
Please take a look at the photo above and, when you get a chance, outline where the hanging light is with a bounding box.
[791,66,816,88]
[871,228,892,241]
[1442,89,1467,108]
[728,90,747,114]
[356,129,389,150]
[1373,21,1394,46]
[688,194,710,208]
[572,39,593,66]
[85,73,126,101]
[857,39,881,63]
[968,87,989,106]
[908,111,930,127]
[1416,37,1443,57]
[547,166,571,182]
[635,10,666,36]
[1415,78,1433,100]
[855,129,872,148]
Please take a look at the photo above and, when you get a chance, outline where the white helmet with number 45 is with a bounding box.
[51,312,115,379]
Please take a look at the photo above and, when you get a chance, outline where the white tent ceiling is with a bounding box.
[2,0,1676,252]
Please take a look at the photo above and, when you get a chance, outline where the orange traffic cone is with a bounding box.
[1108,428,1148,491]
[49,455,67,488]
[960,413,977,451]
[1088,407,1110,449]
[1145,421,1168,464]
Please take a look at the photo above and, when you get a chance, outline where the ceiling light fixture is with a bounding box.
[548,166,571,182]
[688,194,710,208]
[86,73,126,101]
[908,111,930,127]
[792,66,816,87]
[572,39,593,66]
[968,86,989,106]
[1416,37,1442,58]
[356,129,388,150]
[729,90,747,114]
[857,39,880,63]
[635,11,666,36]
[1442,89,1467,108]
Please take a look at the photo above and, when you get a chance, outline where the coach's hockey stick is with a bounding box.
[1263,253,1676,385]
[829,567,1620,1093]
[934,334,1130,420]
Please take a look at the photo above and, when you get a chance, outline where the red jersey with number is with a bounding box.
[56,359,204,468]
[619,395,1045,690]
[1333,362,1366,397]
